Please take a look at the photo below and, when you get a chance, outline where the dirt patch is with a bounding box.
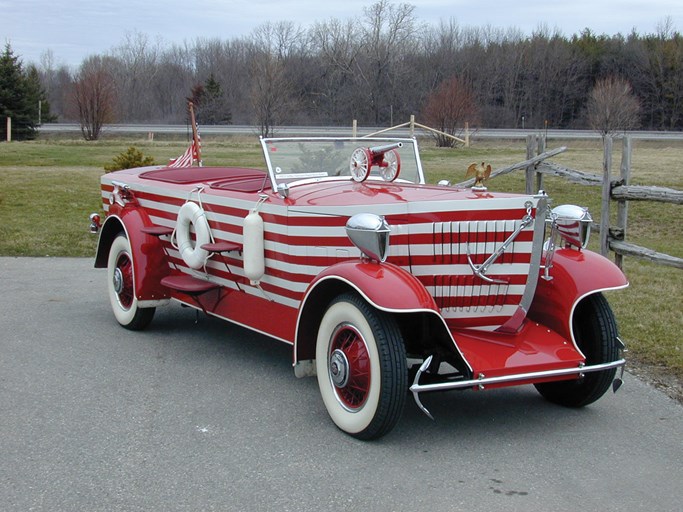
[627,359,683,405]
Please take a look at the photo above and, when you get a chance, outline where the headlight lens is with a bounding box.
[345,213,391,262]
[552,204,592,249]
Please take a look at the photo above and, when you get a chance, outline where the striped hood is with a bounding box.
[285,180,546,332]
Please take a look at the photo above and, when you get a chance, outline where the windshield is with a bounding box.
[260,137,424,190]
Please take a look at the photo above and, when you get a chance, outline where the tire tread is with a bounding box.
[535,293,619,407]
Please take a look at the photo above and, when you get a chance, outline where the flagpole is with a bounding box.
[188,101,202,166]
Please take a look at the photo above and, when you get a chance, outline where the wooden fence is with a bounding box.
[353,126,681,269]
[353,115,470,147]
[523,135,683,270]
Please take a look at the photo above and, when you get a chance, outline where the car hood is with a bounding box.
[285,180,525,209]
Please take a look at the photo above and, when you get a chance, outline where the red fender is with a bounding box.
[95,205,170,302]
[308,260,438,312]
[529,248,628,342]
[294,260,440,364]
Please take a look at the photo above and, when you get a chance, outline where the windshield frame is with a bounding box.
[259,137,425,193]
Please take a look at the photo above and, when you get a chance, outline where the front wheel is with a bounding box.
[316,293,407,440]
[107,233,155,330]
[535,293,620,407]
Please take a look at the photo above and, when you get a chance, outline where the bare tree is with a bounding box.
[28,8,683,132]
[72,56,117,140]
[356,0,418,124]
[193,38,250,123]
[110,31,161,121]
[586,76,641,137]
[640,19,683,130]
[422,76,479,147]
[248,22,303,136]
[153,44,195,123]
[309,18,362,124]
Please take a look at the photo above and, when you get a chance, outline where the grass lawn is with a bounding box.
[1,133,681,399]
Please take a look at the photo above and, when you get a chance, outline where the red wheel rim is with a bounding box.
[114,253,134,310]
[329,324,371,411]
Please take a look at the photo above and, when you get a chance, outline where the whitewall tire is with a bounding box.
[316,292,406,440]
[107,233,155,330]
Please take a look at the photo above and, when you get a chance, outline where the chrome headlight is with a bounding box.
[345,213,391,262]
[552,204,592,249]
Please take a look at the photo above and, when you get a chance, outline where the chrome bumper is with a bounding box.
[410,355,626,419]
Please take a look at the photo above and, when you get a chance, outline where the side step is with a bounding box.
[141,225,174,236]
[160,275,220,295]
[201,241,243,254]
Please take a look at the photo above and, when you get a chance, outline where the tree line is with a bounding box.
[7,1,683,140]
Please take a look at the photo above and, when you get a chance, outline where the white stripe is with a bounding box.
[441,305,519,317]
[408,220,534,235]
[166,248,310,296]
[165,255,303,309]
[407,197,537,214]
[424,284,525,297]
[407,243,533,257]
[411,263,532,276]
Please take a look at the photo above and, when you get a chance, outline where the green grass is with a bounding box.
[1,135,681,396]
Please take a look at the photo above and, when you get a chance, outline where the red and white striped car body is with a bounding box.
[93,137,627,439]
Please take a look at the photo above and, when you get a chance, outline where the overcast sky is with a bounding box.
[3,0,682,68]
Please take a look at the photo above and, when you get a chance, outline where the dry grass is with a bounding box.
[1,134,681,399]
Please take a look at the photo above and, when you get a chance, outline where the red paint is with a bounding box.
[329,324,371,409]
[529,249,628,341]
[95,153,626,399]
[309,260,439,312]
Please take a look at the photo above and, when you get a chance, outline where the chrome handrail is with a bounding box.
[410,355,626,419]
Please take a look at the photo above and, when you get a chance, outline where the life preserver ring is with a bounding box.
[176,201,211,269]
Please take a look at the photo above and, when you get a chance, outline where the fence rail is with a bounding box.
[605,136,682,269]
[516,134,682,270]
[353,115,470,147]
[610,184,683,204]
[359,129,682,269]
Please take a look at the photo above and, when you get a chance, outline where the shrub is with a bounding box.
[104,146,155,172]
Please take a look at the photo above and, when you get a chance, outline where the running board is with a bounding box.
[410,356,626,420]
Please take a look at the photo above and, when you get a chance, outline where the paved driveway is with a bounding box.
[1,257,681,511]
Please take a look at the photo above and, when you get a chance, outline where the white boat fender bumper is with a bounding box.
[243,210,265,285]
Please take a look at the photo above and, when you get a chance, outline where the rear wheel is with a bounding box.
[107,233,155,330]
[535,293,619,407]
[316,293,407,440]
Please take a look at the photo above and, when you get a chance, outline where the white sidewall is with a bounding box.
[316,300,381,434]
[107,235,138,326]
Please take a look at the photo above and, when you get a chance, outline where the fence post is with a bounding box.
[525,135,537,195]
[600,136,613,257]
[614,136,632,269]
[6,117,11,142]
[352,119,357,138]
[536,135,546,193]
[464,122,470,147]
[410,115,415,138]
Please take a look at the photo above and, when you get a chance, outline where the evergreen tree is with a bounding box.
[0,44,50,140]
[26,64,56,124]
[200,74,232,125]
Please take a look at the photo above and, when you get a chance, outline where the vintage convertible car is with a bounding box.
[91,137,627,439]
